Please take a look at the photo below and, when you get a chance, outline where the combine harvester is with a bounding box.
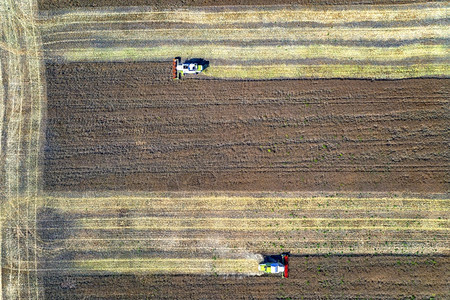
[173,57,209,79]
[258,253,290,278]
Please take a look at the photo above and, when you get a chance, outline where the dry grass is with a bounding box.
[54,44,447,61]
[51,45,449,79]
[43,25,449,44]
[46,195,449,212]
[39,5,447,26]
[74,216,447,231]
[204,64,448,79]
[39,2,449,79]
[37,193,449,262]
[0,0,45,299]
[73,258,259,275]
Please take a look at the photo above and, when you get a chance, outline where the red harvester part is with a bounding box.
[283,255,289,278]
[172,59,177,79]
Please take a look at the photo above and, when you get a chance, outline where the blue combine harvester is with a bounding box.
[258,253,290,278]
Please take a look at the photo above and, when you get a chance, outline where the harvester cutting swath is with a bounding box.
[173,57,209,79]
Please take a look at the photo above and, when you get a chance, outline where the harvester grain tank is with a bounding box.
[173,57,209,79]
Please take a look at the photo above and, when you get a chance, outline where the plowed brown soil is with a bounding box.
[43,255,449,299]
[44,62,448,193]
[38,0,440,10]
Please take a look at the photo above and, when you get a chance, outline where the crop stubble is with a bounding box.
[39,2,449,79]
[35,193,448,263]
[44,61,449,193]
[37,191,449,297]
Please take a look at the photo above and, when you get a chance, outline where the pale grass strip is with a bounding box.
[4,8,22,297]
[0,53,5,168]
[24,33,40,300]
[6,258,259,274]
[62,237,446,243]
[74,217,447,231]
[3,259,259,275]
[12,6,26,297]
[58,237,446,251]
[25,15,37,300]
[46,228,447,255]
[38,5,448,27]
[4,10,16,298]
[14,53,24,300]
[31,223,447,231]
[42,25,450,44]
[1,0,43,298]
[27,2,44,297]
[46,196,450,212]
[0,51,3,300]
[74,258,258,274]
[59,240,447,253]
[58,242,447,256]
[5,4,24,296]
[52,44,448,62]
[205,64,449,79]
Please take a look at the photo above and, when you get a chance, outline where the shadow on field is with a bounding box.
[37,207,74,246]
[37,207,77,276]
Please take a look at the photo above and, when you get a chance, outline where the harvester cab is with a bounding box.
[173,57,209,79]
[258,252,290,278]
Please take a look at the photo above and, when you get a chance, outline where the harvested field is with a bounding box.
[44,61,449,192]
[1,0,449,299]
[43,255,450,299]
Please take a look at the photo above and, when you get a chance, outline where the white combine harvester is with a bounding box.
[172,57,209,79]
